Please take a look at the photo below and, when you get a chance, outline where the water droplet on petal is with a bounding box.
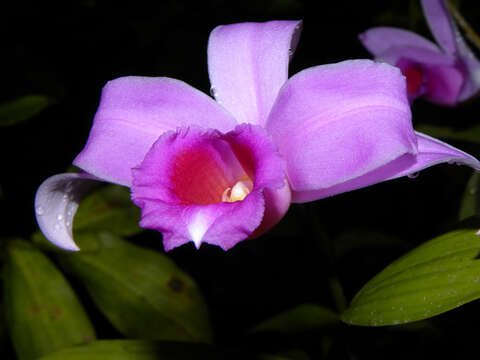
[408,172,420,179]
[209,86,218,98]
[57,214,63,221]
[35,206,45,216]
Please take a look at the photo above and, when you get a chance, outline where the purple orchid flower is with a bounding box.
[359,0,480,105]
[35,20,480,252]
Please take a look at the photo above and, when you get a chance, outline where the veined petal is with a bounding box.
[131,124,287,251]
[73,77,237,187]
[359,27,440,57]
[34,173,99,251]
[394,132,480,176]
[207,20,302,127]
[421,0,457,54]
[266,60,415,194]
[292,132,480,203]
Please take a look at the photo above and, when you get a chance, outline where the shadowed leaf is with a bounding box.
[58,232,213,343]
[38,340,239,360]
[251,303,339,334]
[3,239,95,360]
[0,95,51,127]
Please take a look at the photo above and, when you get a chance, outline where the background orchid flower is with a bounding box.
[35,20,480,252]
[359,0,480,105]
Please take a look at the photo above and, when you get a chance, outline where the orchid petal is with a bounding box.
[378,45,456,66]
[422,62,465,105]
[34,173,99,251]
[207,20,302,127]
[73,77,237,187]
[378,46,464,105]
[266,59,415,194]
[292,132,480,203]
[131,124,286,251]
[421,0,457,54]
[453,27,480,101]
[359,27,441,57]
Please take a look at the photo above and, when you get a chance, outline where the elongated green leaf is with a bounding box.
[3,239,95,360]
[342,228,480,326]
[0,95,51,127]
[38,340,235,360]
[58,232,213,343]
[416,123,480,144]
[459,171,480,221]
[251,304,339,334]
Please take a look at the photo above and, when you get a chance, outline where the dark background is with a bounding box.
[2,0,480,358]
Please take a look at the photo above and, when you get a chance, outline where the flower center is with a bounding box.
[396,59,426,99]
[221,179,253,202]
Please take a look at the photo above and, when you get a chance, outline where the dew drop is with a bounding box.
[57,214,63,221]
[408,172,420,179]
[65,221,71,228]
[35,206,45,216]
[209,86,218,98]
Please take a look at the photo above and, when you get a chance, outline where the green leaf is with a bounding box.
[32,185,142,252]
[58,232,213,343]
[38,340,236,360]
[257,350,310,360]
[0,95,51,127]
[416,123,480,144]
[251,304,339,334]
[73,185,141,236]
[3,239,95,360]
[459,171,480,221]
[341,228,480,326]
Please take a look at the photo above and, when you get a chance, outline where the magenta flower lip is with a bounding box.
[359,0,480,105]
[35,20,480,252]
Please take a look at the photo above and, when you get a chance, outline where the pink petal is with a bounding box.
[421,0,456,54]
[422,62,465,105]
[266,60,415,194]
[375,46,464,105]
[421,0,480,100]
[131,124,287,251]
[207,20,302,127]
[359,27,440,57]
[73,77,237,187]
[292,132,480,203]
[34,173,99,251]
[393,55,464,105]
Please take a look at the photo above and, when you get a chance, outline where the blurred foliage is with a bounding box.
[251,304,339,334]
[0,95,52,127]
[458,171,480,221]
[37,340,242,360]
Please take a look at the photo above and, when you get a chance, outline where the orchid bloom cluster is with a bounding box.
[360,0,480,105]
[36,20,480,252]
